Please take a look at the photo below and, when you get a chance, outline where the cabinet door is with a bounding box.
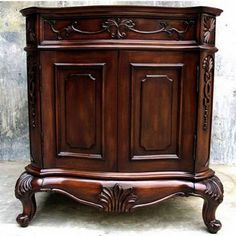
[118,51,198,172]
[41,51,117,171]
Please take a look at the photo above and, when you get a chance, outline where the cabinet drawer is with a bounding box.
[41,16,196,43]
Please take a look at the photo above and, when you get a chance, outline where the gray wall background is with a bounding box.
[0,0,235,164]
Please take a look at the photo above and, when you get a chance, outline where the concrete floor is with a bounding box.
[0,161,235,236]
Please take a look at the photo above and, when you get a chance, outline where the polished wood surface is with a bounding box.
[15,5,223,233]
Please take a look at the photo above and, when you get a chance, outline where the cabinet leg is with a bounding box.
[194,175,224,234]
[15,172,38,227]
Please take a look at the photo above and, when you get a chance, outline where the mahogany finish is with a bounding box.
[15,6,223,233]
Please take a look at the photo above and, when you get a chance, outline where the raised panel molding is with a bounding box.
[140,75,173,151]
[65,73,96,149]
[54,63,105,160]
[130,63,184,161]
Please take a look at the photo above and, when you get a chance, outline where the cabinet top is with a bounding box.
[22,5,222,49]
[20,5,222,17]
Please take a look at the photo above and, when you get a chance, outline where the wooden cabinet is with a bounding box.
[15,6,223,233]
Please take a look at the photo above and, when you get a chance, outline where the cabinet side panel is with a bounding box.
[195,13,217,173]
[26,51,42,167]
[25,15,42,167]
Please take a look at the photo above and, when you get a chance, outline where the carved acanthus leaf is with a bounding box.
[203,16,215,44]
[98,184,137,212]
[203,176,224,203]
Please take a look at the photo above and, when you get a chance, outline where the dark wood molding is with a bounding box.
[20,6,223,17]
[25,164,215,181]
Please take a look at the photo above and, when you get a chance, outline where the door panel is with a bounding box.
[118,51,198,172]
[140,74,173,152]
[65,73,96,150]
[41,51,117,171]
[130,63,183,160]
[55,63,104,159]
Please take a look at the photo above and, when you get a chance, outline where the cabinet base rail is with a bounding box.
[15,170,223,233]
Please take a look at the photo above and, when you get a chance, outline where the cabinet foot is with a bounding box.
[193,175,224,234]
[15,172,38,227]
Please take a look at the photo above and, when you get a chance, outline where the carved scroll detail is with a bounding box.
[45,18,194,40]
[203,16,215,44]
[129,20,194,40]
[15,172,33,198]
[202,176,224,203]
[15,172,37,227]
[98,184,137,212]
[27,53,38,128]
[202,55,214,131]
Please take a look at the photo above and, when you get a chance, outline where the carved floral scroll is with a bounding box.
[27,53,38,128]
[202,55,214,131]
[45,18,194,40]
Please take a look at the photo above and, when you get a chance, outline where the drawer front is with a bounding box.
[41,17,196,42]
